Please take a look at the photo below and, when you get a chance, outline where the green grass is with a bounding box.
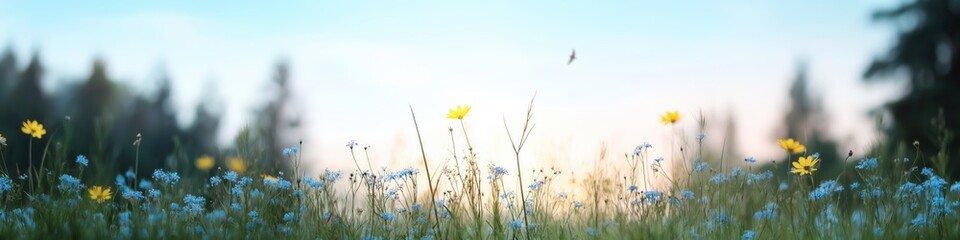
[0,104,959,240]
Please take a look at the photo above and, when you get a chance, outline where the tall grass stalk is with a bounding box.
[504,95,537,238]
[409,104,441,235]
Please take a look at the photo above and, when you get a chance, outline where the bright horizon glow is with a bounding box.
[0,1,905,177]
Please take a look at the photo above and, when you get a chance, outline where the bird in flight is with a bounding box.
[567,49,576,65]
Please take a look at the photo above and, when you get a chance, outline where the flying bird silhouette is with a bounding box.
[567,49,576,65]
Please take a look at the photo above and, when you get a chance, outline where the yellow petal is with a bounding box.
[792,161,803,169]
[794,146,806,154]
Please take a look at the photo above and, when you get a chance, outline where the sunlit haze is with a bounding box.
[0,0,904,175]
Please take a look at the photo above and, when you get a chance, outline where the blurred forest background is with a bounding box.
[0,0,958,180]
[0,51,301,180]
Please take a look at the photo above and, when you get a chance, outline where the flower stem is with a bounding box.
[409,105,441,235]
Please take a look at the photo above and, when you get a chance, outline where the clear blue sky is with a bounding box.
[0,0,905,172]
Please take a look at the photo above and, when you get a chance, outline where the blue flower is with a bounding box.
[852,210,865,226]
[910,214,929,228]
[75,155,89,167]
[744,157,757,163]
[239,177,253,186]
[747,170,774,185]
[115,174,126,186]
[681,190,695,200]
[510,219,523,229]
[809,180,844,200]
[282,146,300,157]
[265,177,292,190]
[742,230,756,240]
[929,197,951,216]
[382,212,396,221]
[855,158,878,170]
[573,201,583,209]
[753,202,778,221]
[779,182,789,191]
[850,182,860,189]
[628,185,638,192]
[118,210,132,223]
[283,212,296,222]
[693,161,708,173]
[231,186,244,196]
[304,176,324,188]
[921,173,947,191]
[860,187,882,199]
[710,173,728,184]
[634,142,653,155]
[224,171,239,182]
[489,166,509,180]
[147,189,160,198]
[951,182,960,192]
[731,168,744,177]
[11,208,37,230]
[323,170,343,183]
[183,195,205,214]
[121,189,144,201]
[138,180,153,189]
[645,191,663,202]
[209,176,222,186]
[250,189,263,198]
[705,210,731,229]
[0,176,12,194]
[528,180,545,191]
[57,174,84,193]
[125,169,136,180]
[152,169,180,185]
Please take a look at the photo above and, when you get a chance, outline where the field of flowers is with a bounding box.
[1,102,959,239]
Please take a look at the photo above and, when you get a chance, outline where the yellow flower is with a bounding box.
[21,120,46,139]
[261,174,278,182]
[660,111,680,125]
[447,105,471,120]
[227,157,247,173]
[0,133,6,146]
[790,155,819,176]
[195,155,215,171]
[778,138,806,154]
[88,186,112,203]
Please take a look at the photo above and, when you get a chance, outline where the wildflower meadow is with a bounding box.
[0,100,958,240]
